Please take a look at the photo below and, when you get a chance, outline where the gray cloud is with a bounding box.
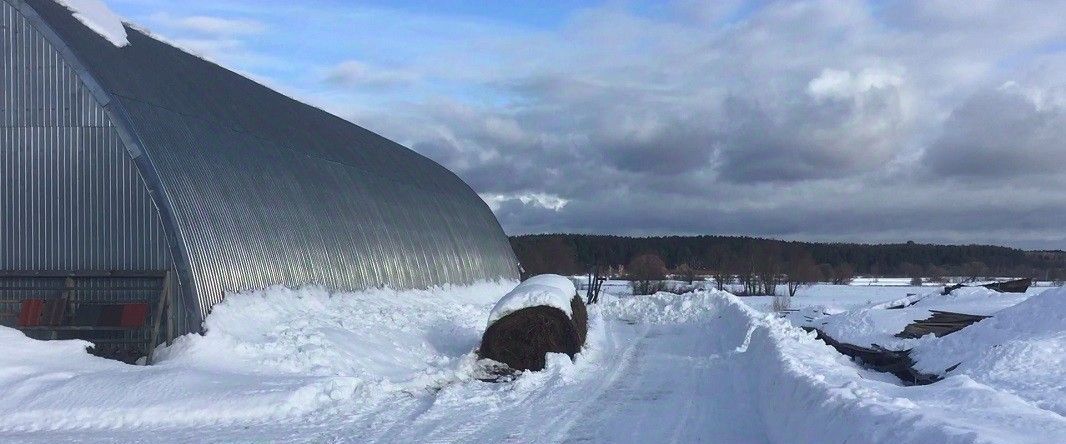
[925,84,1066,178]
[305,0,1066,248]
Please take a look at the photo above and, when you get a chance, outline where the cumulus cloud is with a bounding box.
[925,82,1066,178]
[321,0,1064,247]
[481,193,569,212]
[117,0,1066,247]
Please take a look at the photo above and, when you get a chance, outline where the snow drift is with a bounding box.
[809,287,1032,349]
[910,287,1066,415]
[0,283,1061,443]
[601,290,1066,444]
[0,281,519,432]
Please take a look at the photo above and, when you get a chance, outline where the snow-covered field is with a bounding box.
[0,281,1062,443]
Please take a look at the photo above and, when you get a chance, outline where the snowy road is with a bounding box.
[565,322,768,443]
[176,308,771,442]
[359,320,767,443]
[2,285,1063,443]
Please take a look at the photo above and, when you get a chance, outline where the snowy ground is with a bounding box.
[0,281,1062,443]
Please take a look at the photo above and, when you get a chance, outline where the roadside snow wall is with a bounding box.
[910,287,1066,415]
[602,291,1066,444]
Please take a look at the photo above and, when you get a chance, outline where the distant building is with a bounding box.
[0,0,517,353]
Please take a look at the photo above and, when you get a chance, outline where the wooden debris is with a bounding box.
[942,278,1031,295]
[895,310,991,339]
[804,327,941,386]
[983,278,1032,293]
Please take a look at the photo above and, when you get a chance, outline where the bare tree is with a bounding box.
[832,263,855,285]
[926,265,948,283]
[675,263,697,285]
[961,261,989,282]
[628,253,667,295]
[733,249,757,295]
[901,262,924,286]
[709,250,735,292]
[785,249,820,297]
[755,244,781,296]
[771,293,792,312]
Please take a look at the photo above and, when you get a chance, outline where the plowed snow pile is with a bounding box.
[801,287,1032,348]
[0,285,1062,443]
[909,287,1066,415]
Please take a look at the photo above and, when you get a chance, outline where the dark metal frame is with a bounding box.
[0,270,174,364]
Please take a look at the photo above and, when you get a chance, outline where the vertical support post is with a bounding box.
[164,270,174,345]
[55,276,75,340]
[588,268,596,302]
[145,271,171,365]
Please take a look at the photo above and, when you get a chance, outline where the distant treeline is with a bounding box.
[509,234,1066,281]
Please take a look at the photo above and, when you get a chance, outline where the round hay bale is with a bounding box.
[479,304,582,371]
[570,295,588,344]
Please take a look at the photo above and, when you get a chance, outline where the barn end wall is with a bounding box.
[0,0,187,331]
[10,0,521,336]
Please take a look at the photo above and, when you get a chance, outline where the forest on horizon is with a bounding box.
[510,234,1066,282]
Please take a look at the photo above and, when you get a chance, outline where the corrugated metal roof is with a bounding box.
[16,0,518,330]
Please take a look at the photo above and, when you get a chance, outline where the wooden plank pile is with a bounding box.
[895,310,991,339]
[942,277,1031,295]
[803,327,941,386]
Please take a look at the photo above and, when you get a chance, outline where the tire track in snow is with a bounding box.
[384,314,649,443]
[543,321,650,443]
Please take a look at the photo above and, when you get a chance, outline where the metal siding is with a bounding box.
[18,0,520,332]
[0,0,181,329]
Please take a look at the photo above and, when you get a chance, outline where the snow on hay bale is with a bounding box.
[479,275,587,371]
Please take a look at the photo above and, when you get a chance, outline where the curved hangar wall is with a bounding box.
[4,0,520,334]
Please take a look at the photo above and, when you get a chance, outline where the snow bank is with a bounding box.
[910,287,1066,415]
[2,281,1060,442]
[53,0,129,47]
[0,280,517,432]
[601,289,731,324]
[487,274,575,326]
[604,291,1066,443]
[806,287,1035,348]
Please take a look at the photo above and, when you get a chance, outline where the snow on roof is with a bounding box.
[488,274,576,326]
[53,0,129,47]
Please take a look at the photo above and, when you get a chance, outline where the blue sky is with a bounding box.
[103,1,1066,249]
[109,0,581,103]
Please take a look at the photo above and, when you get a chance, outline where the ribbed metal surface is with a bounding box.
[0,0,183,331]
[0,1,170,273]
[16,0,519,332]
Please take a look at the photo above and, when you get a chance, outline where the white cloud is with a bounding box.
[807,68,902,101]
[113,0,1066,246]
[323,61,417,89]
[148,13,266,36]
[481,193,569,212]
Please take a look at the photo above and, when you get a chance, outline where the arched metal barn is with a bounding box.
[0,0,518,359]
